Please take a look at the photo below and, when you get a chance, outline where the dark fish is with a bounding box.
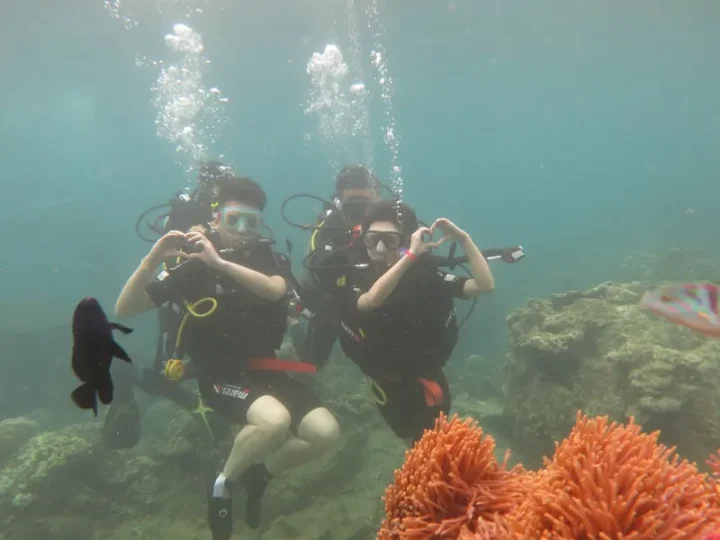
[70,297,133,416]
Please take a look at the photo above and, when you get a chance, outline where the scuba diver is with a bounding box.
[284,164,382,367]
[307,199,506,444]
[114,175,340,540]
[103,161,235,450]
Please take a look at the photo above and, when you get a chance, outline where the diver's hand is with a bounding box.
[185,231,222,268]
[409,227,441,257]
[430,218,469,244]
[146,231,188,267]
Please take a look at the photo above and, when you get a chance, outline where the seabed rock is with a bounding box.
[503,281,720,467]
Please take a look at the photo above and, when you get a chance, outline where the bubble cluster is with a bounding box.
[103,0,139,30]
[151,23,229,170]
[367,0,403,199]
[344,0,374,170]
[304,44,369,171]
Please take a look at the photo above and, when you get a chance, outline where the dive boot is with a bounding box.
[242,463,273,529]
[207,474,234,540]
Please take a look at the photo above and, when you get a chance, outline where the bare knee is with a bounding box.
[246,395,292,440]
[297,407,341,450]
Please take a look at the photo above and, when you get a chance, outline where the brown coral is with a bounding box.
[378,414,525,539]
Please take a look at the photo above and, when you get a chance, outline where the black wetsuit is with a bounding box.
[290,208,354,368]
[334,245,468,442]
[147,241,321,431]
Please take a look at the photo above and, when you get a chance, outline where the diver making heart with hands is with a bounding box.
[143,229,229,271]
[404,217,476,259]
[357,208,495,312]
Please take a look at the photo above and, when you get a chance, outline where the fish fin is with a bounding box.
[109,340,132,363]
[110,322,134,335]
[71,383,98,416]
[97,373,114,405]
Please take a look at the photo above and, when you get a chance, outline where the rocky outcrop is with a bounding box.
[503,281,720,466]
[0,420,205,540]
[0,417,41,466]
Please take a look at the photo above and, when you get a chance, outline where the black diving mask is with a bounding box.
[340,197,372,223]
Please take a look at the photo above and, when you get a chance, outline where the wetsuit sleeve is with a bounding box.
[145,270,172,307]
[436,270,470,299]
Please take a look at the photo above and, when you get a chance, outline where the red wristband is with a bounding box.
[404,250,416,261]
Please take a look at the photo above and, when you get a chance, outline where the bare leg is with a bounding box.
[208,395,292,539]
[221,395,291,482]
[265,406,341,475]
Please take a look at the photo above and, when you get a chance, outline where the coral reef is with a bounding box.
[379,415,526,539]
[506,412,720,538]
[503,281,720,465]
[380,412,720,539]
[0,420,202,540]
[0,417,41,466]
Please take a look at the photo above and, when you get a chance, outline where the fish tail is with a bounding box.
[71,383,98,416]
[97,372,114,406]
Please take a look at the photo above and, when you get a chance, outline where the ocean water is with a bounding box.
[3,0,720,339]
[1,0,720,536]
[3,0,720,343]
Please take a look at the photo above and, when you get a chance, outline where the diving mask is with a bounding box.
[341,197,372,223]
[219,205,261,233]
[363,231,402,251]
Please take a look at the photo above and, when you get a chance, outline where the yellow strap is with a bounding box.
[367,377,388,406]
[172,297,218,361]
[310,219,326,252]
[185,297,217,318]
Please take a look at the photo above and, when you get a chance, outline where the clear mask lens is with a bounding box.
[363,231,401,250]
[221,206,261,233]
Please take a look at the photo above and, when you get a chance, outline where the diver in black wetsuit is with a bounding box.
[114,175,340,539]
[287,165,380,367]
[104,161,234,450]
[313,200,496,443]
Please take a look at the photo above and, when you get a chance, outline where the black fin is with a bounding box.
[71,383,98,416]
[110,322,134,335]
[108,339,132,363]
[97,373,114,405]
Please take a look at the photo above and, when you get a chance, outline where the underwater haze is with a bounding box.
[1,0,720,538]
[3,0,720,346]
